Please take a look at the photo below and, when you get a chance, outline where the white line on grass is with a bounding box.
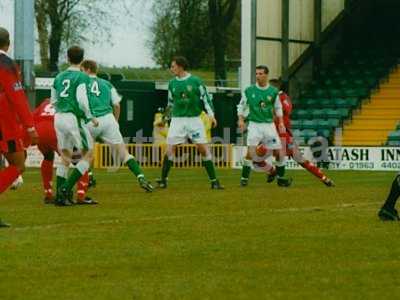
[10,201,382,232]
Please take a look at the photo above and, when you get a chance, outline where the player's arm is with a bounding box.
[199,83,217,128]
[237,91,249,132]
[76,83,98,126]
[274,95,285,134]
[110,86,122,121]
[0,68,38,144]
[50,86,57,105]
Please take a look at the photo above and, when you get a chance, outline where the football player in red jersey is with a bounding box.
[32,99,94,204]
[0,27,39,227]
[266,79,334,186]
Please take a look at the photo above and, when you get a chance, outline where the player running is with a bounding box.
[266,79,334,187]
[0,27,38,227]
[80,60,153,192]
[156,56,223,189]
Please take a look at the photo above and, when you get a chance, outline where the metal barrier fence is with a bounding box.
[94,144,234,169]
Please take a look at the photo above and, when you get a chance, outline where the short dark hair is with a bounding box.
[0,27,10,49]
[256,65,269,75]
[172,56,189,70]
[81,60,98,74]
[67,46,84,64]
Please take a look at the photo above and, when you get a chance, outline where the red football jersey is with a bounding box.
[0,52,34,140]
[33,99,58,154]
[33,99,55,123]
[274,91,292,130]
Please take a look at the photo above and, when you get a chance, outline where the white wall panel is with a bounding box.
[257,0,282,38]
[256,40,282,79]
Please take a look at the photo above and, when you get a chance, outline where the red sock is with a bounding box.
[301,161,325,180]
[77,171,89,200]
[41,159,54,191]
[0,165,20,193]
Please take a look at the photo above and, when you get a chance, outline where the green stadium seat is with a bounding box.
[305,98,319,108]
[311,109,326,119]
[300,129,317,142]
[320,98,335,108]
[317,119,331,129]
[338,79,351,88]
[343,87,368,98]
[291,120,302,130]
[327,118,341,128]
[323,79,335,88]
[329,88,343,98]
[334,98,350,108]
[337,108,351,119]
[320,129,332,139]
[292,109,308,120]
[347,98,359,108]
[387,140,400,146]
[325,109,341,120]
[294,136,306,146]
[302,119,317,130]
[388,131,400,141]
[313,88,329,98]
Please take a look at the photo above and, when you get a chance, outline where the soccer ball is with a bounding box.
[10,175,24,190]
[256,144,267,157]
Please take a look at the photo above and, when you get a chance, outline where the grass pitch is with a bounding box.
[0,169,399,300]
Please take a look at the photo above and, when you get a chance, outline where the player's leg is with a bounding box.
[1,150,25,193]
[157,144,176,188]
[101,114,153,192]
[378,174,400,221]
[240,122,263,186]
[196,143,224,189]
[40,150,55,203]
[266,124,291,187]
[291,144,334,187]
[157,118,185,188]
[240,146,255,186]
[59,123,95,204]
[114,143,154,192]
[76,171,89,202]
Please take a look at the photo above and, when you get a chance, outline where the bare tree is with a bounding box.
[35,0,141,72]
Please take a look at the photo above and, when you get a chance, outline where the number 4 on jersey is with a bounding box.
[91,81,101,97]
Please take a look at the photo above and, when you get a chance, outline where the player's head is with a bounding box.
[0,27,10,51]
[67,46,84,65]
[269,78,282,89]
[81,60,98,75]
[171,56,189,76]
[256,65,269,86]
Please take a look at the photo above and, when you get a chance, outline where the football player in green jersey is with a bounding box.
[156,56,223,189]
[80,60,153,192]
[51,46,99,206]
[237,65,292,187]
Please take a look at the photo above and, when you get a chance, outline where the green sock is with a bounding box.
[63,169,84,191]
[203,160,217,181]
[126,158,143,178]
[241,166,251,180]
[56,176,66,195]
[277,166,285,178]
[161,155,173,180]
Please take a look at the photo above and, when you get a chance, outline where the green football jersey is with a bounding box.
[52,68,90,118]
[87,77,119,117]
[239,84,279,123]
[168,74,214,118]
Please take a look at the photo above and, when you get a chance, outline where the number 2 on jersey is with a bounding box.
[60,79,70,97]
